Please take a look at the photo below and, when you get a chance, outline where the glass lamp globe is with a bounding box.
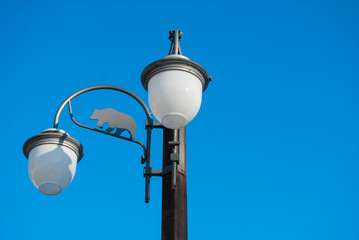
[23,129,84,195]
[141,55,210,129]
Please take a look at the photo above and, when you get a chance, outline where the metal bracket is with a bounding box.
[144,165,172,177]
[170,153,179,162]
[145,119,163,129]
[143,154,183,178]
[169,141,180,146]
[177,129,185,175]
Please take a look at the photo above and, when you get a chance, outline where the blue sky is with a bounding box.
[1,0,358,239]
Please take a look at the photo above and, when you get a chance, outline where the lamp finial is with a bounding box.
[168,30,182,55]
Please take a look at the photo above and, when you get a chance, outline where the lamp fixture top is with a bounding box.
[140,29,211,92]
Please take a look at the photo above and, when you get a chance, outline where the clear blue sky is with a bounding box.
[1,0,358,239]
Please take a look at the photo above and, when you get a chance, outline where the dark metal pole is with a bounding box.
[161,127,187,240]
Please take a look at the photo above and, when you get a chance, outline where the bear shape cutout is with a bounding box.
[90,108,136,139]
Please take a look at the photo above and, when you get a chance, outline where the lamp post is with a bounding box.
[23,30,211,240]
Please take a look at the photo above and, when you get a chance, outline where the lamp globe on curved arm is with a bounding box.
[23,129,84,195]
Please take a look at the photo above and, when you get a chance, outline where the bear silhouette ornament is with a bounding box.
[90,108,136,140]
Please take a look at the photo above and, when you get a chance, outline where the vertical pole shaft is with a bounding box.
[162,127,187,240]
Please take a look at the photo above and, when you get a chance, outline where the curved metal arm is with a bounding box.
[53,85,152,128]
[67,100,147,154]
[52,85,156,203]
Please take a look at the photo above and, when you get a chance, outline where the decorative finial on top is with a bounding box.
[168,30,182,55]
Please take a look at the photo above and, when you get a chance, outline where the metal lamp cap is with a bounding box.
[141,54,211,92]
[23,128,84,162]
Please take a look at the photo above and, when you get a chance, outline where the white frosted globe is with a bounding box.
[148,70,203,129]
[28,143,78,195]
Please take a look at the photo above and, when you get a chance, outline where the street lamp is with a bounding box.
[22,30,211,240]
[23,128,83,195]
[141,30,210,129]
